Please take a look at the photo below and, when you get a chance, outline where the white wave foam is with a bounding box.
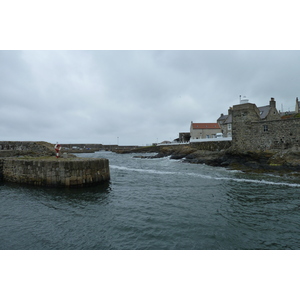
[110,165,178,175]
[216,177,300,187]
[110,165,300,188]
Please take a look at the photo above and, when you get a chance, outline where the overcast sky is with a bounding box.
[1,50,300,145]
[2,2,300,296]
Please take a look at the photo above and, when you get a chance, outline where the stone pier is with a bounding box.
[0,157,110,187]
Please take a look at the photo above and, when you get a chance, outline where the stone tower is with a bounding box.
[231,102,261,151]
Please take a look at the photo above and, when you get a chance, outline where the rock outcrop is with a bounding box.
[129,144,300,173]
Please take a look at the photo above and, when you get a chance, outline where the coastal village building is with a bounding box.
[231,97,300,151]
[190,122,221,139]
[218,97,281,138]
[180,96,300,152]
[217,108,233,137]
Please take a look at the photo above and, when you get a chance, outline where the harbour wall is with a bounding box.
[156,141,232,152]
[62,144,140,152]
[189,140,232,151]
[0,141,139,155]
[0,141,55,157]
[0,159,3,181]
[0,158,110,187]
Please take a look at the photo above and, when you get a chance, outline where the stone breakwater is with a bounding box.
[0,141,56,157]
[0,157,110,187]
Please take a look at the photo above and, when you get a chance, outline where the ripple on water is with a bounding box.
[1,152,300,249]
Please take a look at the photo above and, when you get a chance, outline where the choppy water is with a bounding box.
[1,151,300,250]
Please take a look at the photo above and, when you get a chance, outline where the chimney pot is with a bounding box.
[270,97,276,108]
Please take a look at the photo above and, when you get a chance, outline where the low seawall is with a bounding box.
[157,141,232,152]
[0,159,3,181]
[190,140,232,151]
[0,141,55,157]
[0,158,110,187]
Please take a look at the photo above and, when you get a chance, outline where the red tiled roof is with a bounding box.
[192,123,220,129]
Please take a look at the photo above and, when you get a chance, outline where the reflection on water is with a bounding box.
[3,180,112,205]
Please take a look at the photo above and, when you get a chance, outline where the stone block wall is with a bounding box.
[1,158,110,187]
[247,118,300,151]
[232,103,300,151]
[190,141,232,151]
[232,103,261,151]
[0,159,3,181]
[0,141,55,157]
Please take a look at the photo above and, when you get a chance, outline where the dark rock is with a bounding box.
[117,144,300,174]
[170,154,186,160]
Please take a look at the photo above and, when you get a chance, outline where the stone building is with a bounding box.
[190,122,221,139]
[231,97,300,151]
[217,108,233,138]
[218,98,281,138]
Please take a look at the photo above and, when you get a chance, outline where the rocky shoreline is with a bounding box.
[115,145,300,174]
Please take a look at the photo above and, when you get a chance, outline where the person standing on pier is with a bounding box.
[54,142,61,158]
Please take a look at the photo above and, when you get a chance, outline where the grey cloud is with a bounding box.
[1,50,300,145]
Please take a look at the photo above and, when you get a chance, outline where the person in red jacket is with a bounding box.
[54,142,61,158]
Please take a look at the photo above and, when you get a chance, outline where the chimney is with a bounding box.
[270,97,276,108]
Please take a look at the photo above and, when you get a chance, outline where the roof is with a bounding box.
[191,123,221,129]
[217,114,228,122]
[224,114,232,124]
[258,105,271,119]
[217,114,233,125]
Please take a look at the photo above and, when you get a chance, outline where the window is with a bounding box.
[227,123,232,130]
[263,125,268,132]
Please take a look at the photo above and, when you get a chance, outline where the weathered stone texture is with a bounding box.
[1,158,110,187]
[250,118,300,151]
[190,141,232,151]
[232,103,300,151]
[0,141,55,157]
[0,159,3,181]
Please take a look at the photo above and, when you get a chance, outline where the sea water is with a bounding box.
[1,151,300,250]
